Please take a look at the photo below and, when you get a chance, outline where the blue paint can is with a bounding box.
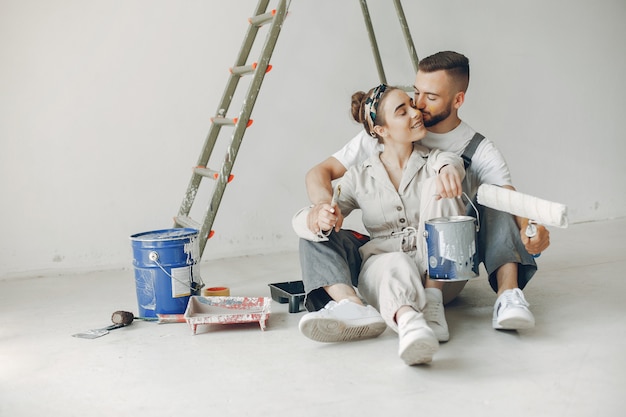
[130,228,203,317]
[424,216,479,281]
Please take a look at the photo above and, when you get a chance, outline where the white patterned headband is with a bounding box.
[364,84,387,137]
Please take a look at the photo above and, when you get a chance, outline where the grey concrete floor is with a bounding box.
[1,218,625,416]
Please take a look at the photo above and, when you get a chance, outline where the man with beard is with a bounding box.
[296,51,551,343]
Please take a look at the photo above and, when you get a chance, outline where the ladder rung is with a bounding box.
[193,166,219,179]
[193,166,235,182]
[210,117,235,126]
[230,64,256,76]
[174,216,201,230]
[210,117,254,128]
[229,62,273,76]
[248,9,276,27]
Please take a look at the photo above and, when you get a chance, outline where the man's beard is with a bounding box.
[422,106,452,128]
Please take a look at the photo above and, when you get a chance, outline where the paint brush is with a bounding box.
[317,184,342,239]
[330,184,341,212]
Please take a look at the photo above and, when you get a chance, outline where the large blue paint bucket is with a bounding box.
[130,228,203,317]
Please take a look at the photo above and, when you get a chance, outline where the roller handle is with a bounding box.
[525,221,541,258]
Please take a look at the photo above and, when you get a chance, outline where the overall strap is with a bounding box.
[462,132,485,169]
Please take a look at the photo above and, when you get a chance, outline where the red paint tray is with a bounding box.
[184,296,271,334]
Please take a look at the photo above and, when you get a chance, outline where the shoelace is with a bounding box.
[424,300,444,324]
[499,289,529,310]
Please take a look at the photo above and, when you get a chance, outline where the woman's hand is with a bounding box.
[435,165,463,199]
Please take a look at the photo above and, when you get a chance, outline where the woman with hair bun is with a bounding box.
[292,84,466,365]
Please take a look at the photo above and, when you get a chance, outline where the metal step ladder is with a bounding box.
[360,0,419,89]
[173,0,290,257]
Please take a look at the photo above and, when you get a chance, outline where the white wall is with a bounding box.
[1,0,625,278]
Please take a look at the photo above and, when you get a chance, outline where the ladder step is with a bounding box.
[174,216,201,230]
[248,9,276,27]
[193,166,234,182]
[230,62,273,76]
[193,166,219,179]
[210,117,235,126]
[210,117,254,127]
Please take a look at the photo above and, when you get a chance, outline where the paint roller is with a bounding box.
[73,310,188,339]
[73,311,138,339]
[112,310,184,324]
[476,184,568,256]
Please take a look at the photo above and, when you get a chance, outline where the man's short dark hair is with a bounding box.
[418,51,470,92]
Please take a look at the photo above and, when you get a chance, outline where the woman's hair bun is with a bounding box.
[351,91,368,124]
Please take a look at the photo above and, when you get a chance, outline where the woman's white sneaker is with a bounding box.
[493,288,535,330]
[397,310,439,365]
[299,299,387,343]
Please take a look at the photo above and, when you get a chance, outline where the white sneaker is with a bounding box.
[493,288,535,330]
[424,288,449,342]
[299,299,387,343]
[397,310,439,365]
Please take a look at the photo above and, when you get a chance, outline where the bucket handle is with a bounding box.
[425,192,480,232]
[148,251,205,292]
[463,192,480,233]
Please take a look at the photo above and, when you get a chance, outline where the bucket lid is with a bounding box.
[130,228,199,241]
[426,215,476,224]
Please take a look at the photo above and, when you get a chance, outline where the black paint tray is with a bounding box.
[268,281,305,313]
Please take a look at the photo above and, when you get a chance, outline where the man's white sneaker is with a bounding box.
[424,288,449,342]
[299,299,387,343]
[493,288,535,330]
[397,310,439,365]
